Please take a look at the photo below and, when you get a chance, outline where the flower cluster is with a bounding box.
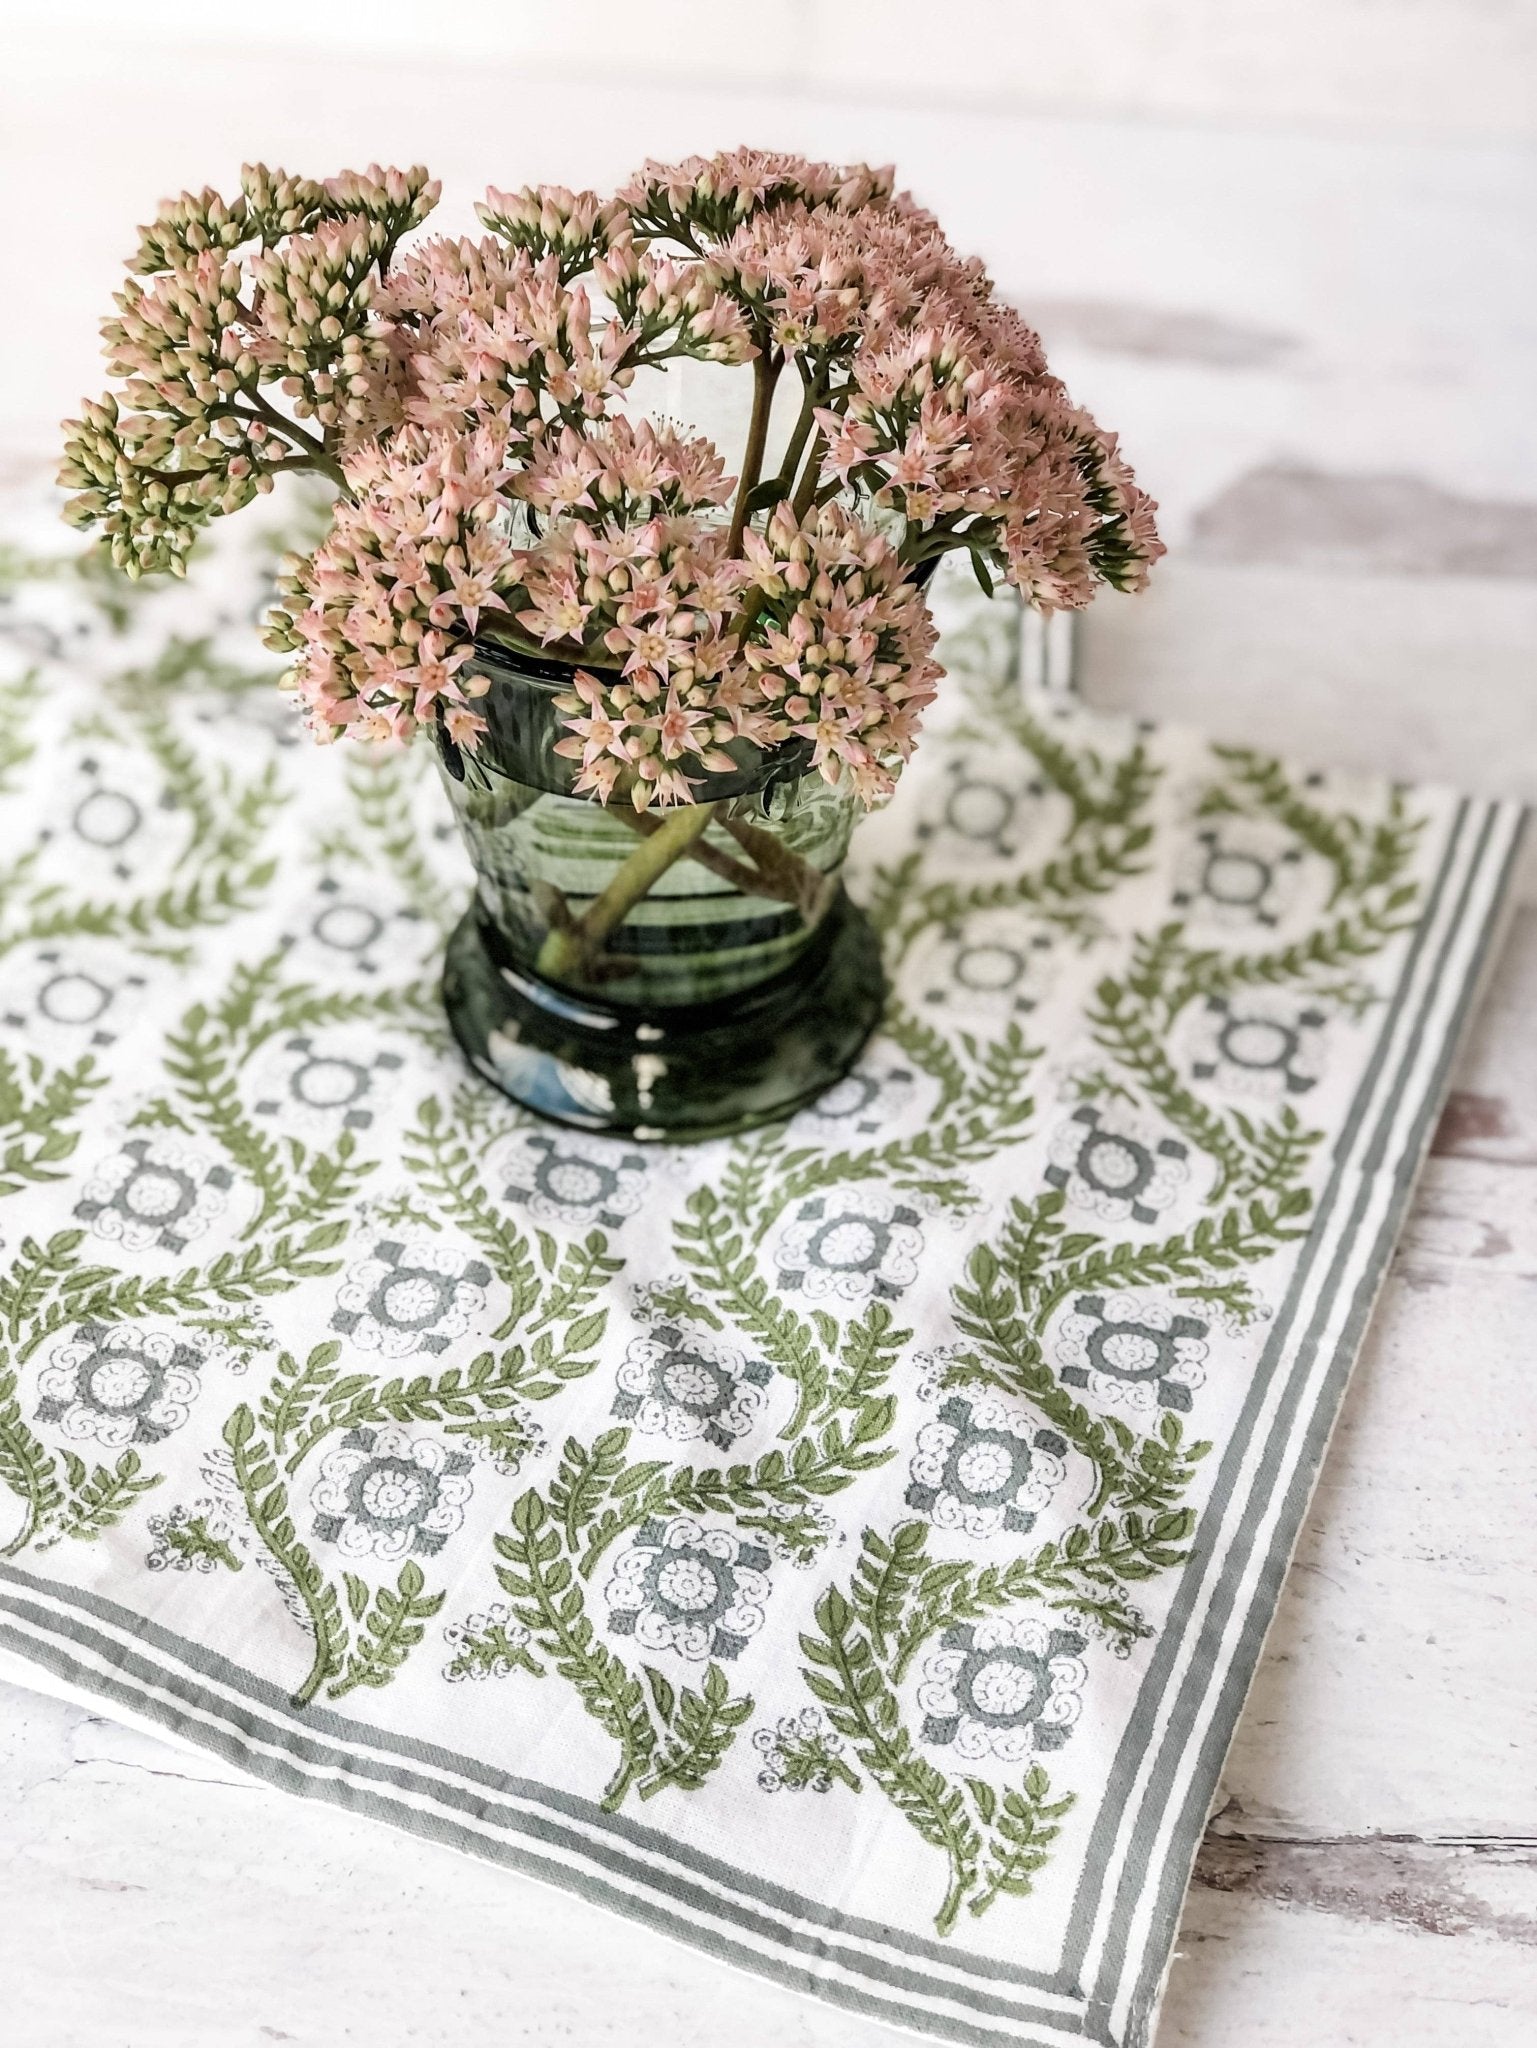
[60,163,439,576]
[65,149,1163,808]
[377,235,637,445]
[265,424,510,747]
[620,149,896,237]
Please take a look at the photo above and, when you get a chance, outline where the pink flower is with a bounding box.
[62,152,1163,781]
[443,704,487,749]
[649,691,712,762]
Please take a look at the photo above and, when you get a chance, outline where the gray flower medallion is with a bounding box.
[253,1033,405,1131]
[1172,822,1303,929]
[1054,1292,1210,1417]
[917,752,1052,862]
[37,1322,202,1448]
[69,765,144,879]
[310,1425,474,1562]
[798,1059,916,1136]
[72,781,141,850]
[917,1618,1088,1761]
[285,875,426,977]
[901,907,1058,1024]
[1,946,147,1046]
[775,1190,925,1304]
[331,1237,491,1358]
[613,1325,771,1451]
[606,1516,772,1661]
[1185,994,1327,1099]
[1045,1107,1189,1225]
[906,1396,1068,1537]
[39,964,116,1029]
[498,1129,648,1231]
[75,1137,232,1253]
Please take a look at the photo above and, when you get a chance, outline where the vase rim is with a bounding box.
[446,634,813,805]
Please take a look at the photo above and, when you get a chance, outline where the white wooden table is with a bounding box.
[1,22,1533,2044]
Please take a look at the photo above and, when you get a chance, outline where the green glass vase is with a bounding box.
[437,639,885,1140]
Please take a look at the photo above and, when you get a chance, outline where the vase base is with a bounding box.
[442,888,886,1141]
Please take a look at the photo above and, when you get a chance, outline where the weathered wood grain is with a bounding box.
[1212,1148,1536,1839]
[1166,1842,1537,2046]
[1432,910,1537,1165]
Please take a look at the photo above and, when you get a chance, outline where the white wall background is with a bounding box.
[12,0,1537,141]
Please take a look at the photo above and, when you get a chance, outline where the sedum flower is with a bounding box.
[60,162,440,576]
[68,150,1163,804]
[476,183,628,279]
[265,422,514,748]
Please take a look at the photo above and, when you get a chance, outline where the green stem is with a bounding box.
[515,1519,649,1809]
[727,349,781,556]
[824,1619,977,1932]
[242,394,331,466]
[228,1417,339,1706]
[720,814,833,919]
[936,1870,969,1940]
[790,428,828,520]
[603,1754,642,1811]
[770,368,827,499]
[614,806,799,905]
[535,802,719,982]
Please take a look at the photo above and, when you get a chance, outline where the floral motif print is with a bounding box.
[310,1425,475,1562]
[331,1237,491,1358]
[1053,1293,1210,1417]
[906,912,1056,1020]
[1184,993,1327,1099]
[0,945,147,1047]
[797,1059,916,1137]
[0,514,1456,1987]
[37,1323,203,1448]
[145,1500,244,1573]
[613,1324,771,1451]
[774,1190,925,1304]
[75,1137,232,1253]
[918,1618,1088,1761]
[497,1129,649,1231]
[754,1709,860,1794]
[906,1396,1068,1538]
[442,1603,542,1682]
[1171,819,1303,930]
[252,1033,405,1132]
[1045,1107,1188,1226]
[606,1516,772,1661]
